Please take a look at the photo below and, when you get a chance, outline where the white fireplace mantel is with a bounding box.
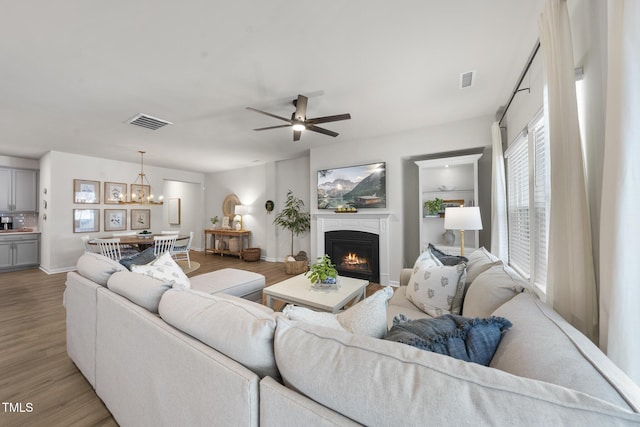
[314,212,391,286]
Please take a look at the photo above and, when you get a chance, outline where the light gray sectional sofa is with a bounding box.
[64,251,640,426]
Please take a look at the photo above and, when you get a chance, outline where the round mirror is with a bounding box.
[222,194,241,218]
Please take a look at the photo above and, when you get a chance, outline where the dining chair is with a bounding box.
[171,231,194,268]
[153,234,177,257]
[80,235,95,253]
[95,238,123,261]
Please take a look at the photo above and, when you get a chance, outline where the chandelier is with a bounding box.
[119,151,164,205]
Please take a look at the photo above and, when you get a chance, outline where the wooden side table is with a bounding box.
[204,229,251,259]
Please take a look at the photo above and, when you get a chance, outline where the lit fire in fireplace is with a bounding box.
[340,253,370,272]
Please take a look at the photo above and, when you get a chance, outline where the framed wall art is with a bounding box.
[104,182,127,204]
[73,179,100,204]
[168,198,181,225]
[131,209,151,230]
[73,209,100,233]
[317,162,386,209]
[104,209,127,232]
[130,184,151,203]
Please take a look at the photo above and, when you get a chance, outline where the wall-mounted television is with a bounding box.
[317,162,386,209]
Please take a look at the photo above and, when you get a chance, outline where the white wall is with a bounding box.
[204,156,310,262]
[162,180,205,250]
[40,151,204,273]
[309,116,493,284]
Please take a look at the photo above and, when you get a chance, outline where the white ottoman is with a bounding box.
[189,268,265,303]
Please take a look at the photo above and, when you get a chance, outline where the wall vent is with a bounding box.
[460,71,474,89]
[126,114,173,130]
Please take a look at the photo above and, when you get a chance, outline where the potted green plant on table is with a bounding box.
[306,254,338,288]
[273,190,311,274]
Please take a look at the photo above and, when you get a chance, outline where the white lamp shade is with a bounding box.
[234,205,249,215]
[444,206,483,230]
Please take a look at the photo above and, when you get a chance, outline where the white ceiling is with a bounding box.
[0,1,543,173]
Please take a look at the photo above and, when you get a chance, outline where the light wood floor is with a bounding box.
[0,251,383,426]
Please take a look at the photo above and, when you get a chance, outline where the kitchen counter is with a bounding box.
[0,228,40,235]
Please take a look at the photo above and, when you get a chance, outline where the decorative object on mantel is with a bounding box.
[306,254,339,289]
[119,151,164,205]
[273,190,311,274]
[335,206,357,213]
[444,206,482,257]
[424,198,444,216]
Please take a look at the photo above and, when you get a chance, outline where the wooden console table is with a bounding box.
[204,229,251,259]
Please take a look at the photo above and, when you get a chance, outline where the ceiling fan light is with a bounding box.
[292,123,306,131]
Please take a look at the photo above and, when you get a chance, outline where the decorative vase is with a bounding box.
[442,229,455,246]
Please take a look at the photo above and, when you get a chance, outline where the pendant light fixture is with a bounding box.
[119,151,164,205]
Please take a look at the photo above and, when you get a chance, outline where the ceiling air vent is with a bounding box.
[126,114,173,130]
[460,71,474,89]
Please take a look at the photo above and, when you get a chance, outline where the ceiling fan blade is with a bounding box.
[245,107,291,123]
[306,113,351,125]
[294,95,308,121]
[293,130,302,141]
[307,125,339,137]
[253,124,292,131]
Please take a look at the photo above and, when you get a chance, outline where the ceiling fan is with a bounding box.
[246,94,351,141]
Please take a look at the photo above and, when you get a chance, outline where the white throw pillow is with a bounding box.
[282,287,394,339]
[282,305,345,331]
[337,286,394,338]
[132,252,191,290]
[406,263,467,317]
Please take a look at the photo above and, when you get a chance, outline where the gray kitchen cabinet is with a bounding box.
[0,234,40,271]
[0,167,38,212]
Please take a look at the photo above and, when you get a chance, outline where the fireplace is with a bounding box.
[325,230,379,283]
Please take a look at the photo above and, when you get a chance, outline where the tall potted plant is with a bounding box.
[273,190,311,274]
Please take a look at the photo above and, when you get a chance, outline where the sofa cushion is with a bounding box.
[406,263,466,317]
[491,291,637,410]
[107,270,171,313]
[119,247,157,270]
[189,268,265,299]
[384,314,511,366]
[132,252,190,290]
[159,289,278,379]
[76,252,127,286]
[462,263,525,318]
[465,247,502,284]
[282,287,394,338]
[273,316,639,426]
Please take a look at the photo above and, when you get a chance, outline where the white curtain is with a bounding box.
[538,0,598,341]
[599,0,640,386]
[490,122,508,263]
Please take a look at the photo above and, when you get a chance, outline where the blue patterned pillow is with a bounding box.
[428,243,468,266]
[384,314,512,366]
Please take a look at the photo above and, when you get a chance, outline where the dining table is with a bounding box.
[90,233,189,251]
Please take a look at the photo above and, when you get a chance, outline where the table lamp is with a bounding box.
[234,205,249,230]
[443,206,482,257]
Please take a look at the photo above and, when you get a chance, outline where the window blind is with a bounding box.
[505,132,530,278]
[531,115,548,289]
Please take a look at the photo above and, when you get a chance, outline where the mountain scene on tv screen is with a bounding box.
[317,163,386,209]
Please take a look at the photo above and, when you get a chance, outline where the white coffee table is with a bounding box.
[264,274,368,313]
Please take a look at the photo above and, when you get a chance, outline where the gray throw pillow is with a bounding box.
[384,314,512,366]
[119,247,157,270]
